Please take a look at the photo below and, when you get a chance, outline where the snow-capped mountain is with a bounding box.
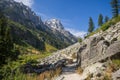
[45,19,77,43]
[45,19,64,31]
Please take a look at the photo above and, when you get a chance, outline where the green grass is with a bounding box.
[112,59,120,69]
[45,43,57,52]
[100,16,120,31]
[18,52,51,64]
[78,38,82,43]
[0,43,52,80]
[1,64,37,80]
[0,51,52,80]
[8,19,27,31]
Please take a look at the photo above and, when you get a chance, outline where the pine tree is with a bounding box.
[105,16,109,23]
[98,14,103,26]
[111,0,120,17]
[0,16,13,64]
[88,17,94,33]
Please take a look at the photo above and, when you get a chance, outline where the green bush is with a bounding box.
[78,38,82,43]
[0,60,38,80]
[101,20,115,31]
[112,59,120,69]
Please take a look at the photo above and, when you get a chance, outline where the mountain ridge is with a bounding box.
[0,0,77,51]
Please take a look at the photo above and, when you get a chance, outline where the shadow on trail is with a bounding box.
[62,62,78,74]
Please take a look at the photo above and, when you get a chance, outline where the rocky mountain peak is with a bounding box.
[45,19,64,31]
[45,18,77,43]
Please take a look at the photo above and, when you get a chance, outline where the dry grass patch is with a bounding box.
[105,61,117,73]
[103,64,114,80]
[38,73,45,80]
[37,67,62,80]
[85,73,93,80]
[103,72,112,80]
[72,53,77,59]
[76,67,83,75]
[54,67,62,77]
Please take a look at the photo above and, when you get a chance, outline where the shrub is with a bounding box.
[100,21,115,31]
[38,67,62,80]
[0,64,27,80]
[78,38,82,43]
[112,59,120,70]
[101,16,120,31]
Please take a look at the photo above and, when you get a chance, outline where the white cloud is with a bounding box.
[14,0,34,7]
[66,28,87,38]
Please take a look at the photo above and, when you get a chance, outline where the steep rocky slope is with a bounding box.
[78,22,120,68]
[0,0,77,51]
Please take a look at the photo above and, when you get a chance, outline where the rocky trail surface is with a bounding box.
[55,62,81,80]
[60,73,81,80]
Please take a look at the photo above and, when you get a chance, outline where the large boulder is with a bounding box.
[106,41,120,58]
[80,36,109,67]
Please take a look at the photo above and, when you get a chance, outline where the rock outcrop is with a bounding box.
[112,69,120,80]
[77,22,120,68]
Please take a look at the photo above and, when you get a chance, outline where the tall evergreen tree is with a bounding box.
[104,16,109,23]
[88,17,94,33]
[0,16,14,64]
[98,14,103,26]
[111,0,120,17]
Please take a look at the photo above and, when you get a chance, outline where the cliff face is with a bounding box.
[0,0,43,29]
[77,22,120,68]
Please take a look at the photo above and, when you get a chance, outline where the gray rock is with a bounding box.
[106,41,120,58]
[112,69,120,80]
[76,22,120,68]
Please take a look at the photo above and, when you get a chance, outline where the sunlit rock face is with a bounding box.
[77,22,120,68]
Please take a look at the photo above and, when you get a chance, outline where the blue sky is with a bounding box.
[14,0,112,37]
